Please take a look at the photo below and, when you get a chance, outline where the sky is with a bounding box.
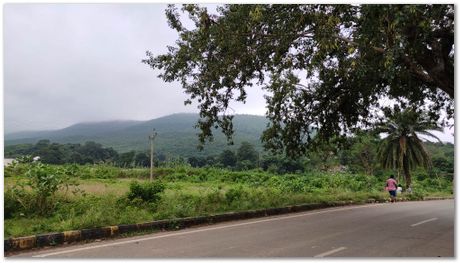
[3,3,454,143]
[3,4,268,134]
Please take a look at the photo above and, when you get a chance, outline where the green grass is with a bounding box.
[4,194,155,237]
[4,164,453,238]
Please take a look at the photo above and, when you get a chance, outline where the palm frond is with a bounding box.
[415,131,443,143]
[377,108,439,175]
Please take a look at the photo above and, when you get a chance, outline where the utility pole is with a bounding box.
[149,129,157,181]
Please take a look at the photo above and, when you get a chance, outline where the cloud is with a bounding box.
[4,4,267,133]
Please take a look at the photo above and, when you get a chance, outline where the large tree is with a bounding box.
[144,4,454,156]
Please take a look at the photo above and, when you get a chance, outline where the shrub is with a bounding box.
[4,188,24,219]
[127,181,165,204]
[4,162,31,178]
[62,164,80,177]
[27,163,65,214]
[8,162,82,216]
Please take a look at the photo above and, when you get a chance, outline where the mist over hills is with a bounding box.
[5,113,268,157]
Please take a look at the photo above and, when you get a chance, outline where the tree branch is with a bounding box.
[401,55,435,84]
[335,35,385,53]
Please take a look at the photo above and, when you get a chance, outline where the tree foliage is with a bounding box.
[260,154,305,174]
[134,152,150,167]
[425,141,454,175]
[219,149,237,168]
[5,140,119,165]
[236,141,259,169]
[144,4,454,156]
[376,108,442,188]
[344,133,380,176]
[4,140,154,167]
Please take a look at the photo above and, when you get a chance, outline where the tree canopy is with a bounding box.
[219,149,237,168]
[144,4,454,156]
[236,141,259,169]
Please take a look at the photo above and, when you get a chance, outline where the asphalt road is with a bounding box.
[12,199,454,258]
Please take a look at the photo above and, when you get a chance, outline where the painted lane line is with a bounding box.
[411,217,438,227]
[314,247,347,257]
[32,203,383,258]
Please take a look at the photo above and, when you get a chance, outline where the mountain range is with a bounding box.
[4,113,268,157]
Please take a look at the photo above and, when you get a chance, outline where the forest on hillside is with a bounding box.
[4,114,267,156]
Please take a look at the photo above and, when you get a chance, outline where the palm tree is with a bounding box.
[376,109,442,189]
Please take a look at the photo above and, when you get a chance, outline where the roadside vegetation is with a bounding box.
[4,160,453,238]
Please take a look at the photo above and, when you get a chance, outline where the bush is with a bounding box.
[4,189,24,219]
[7,162,82,216]
[62,164,80,177]
[26,163,65,215]
[4,162,31,178]
[127,181,165,204]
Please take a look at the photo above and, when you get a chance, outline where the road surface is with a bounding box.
[11,199,454,258]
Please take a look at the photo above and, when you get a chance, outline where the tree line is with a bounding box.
[5,135,453,180]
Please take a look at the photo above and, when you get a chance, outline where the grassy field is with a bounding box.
[4,163,453,238]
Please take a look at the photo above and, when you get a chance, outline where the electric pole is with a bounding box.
[149,129,157,181]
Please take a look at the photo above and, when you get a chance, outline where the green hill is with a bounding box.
[5,113,268,157]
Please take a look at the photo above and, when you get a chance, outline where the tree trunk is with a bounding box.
[403,156,412,189]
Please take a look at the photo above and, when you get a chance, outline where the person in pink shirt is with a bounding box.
[385,175,398,203]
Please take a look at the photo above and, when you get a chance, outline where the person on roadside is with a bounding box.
[385,175,398,203]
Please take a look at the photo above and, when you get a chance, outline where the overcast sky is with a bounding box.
[3,4,454,143]
[4,3,267,134]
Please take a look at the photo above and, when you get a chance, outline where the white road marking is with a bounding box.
[31,203,383,258]
[411,217,438,227]
[314,247,347,257]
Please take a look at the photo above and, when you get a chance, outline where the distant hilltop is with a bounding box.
[5,113,268,157]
